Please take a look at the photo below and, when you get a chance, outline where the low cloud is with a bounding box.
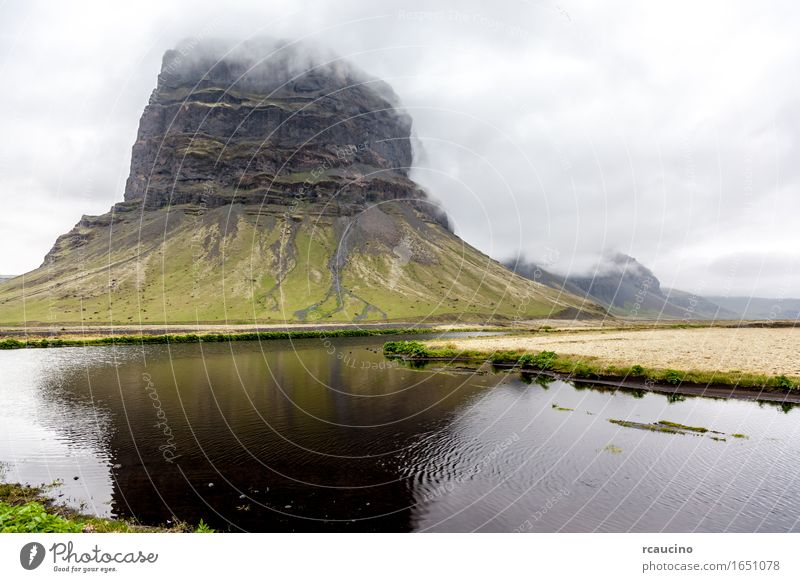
[1,0,798,296]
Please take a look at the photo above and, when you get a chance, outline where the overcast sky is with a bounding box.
[1,0,798,297]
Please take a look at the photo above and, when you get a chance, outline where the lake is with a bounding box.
[1,333,799,532]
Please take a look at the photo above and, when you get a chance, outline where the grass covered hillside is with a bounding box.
[0,200,602,326]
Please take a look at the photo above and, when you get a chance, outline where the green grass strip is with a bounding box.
[383,342,800,392]
[0,327,473,351]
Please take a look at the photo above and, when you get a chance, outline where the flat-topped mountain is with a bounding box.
[123,40,431,217]
[0,39,601,325]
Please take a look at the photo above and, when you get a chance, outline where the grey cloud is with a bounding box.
[0,0,797,297]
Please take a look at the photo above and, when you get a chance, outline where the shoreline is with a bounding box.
[2,318,796,356]
[502,363,800,405]
[0,325,498,351]
[0,321,459,338]
[383,339,800,404]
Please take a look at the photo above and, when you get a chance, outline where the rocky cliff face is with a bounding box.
[123,39,437,220]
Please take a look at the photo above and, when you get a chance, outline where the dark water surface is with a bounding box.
[2,334,799,532]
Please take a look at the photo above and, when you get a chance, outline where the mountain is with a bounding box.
[0,39,602,326]
[0,275,14,284]
[705,296,800,320]
[507,253,733,320]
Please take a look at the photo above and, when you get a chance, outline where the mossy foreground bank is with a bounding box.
[384,326,800,398]
[0,483,213,533]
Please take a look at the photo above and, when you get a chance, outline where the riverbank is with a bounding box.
[2,319,794,357]
[0,321,489,339]
[423,327,800,377]
[0,325,493,350]
[0,482,213,533]
[383,325,800,402]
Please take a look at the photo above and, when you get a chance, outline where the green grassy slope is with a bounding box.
[0,201,603,326]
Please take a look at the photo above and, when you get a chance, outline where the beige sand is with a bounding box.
[429,327,800,377]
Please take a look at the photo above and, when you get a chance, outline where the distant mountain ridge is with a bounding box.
[507,253,735,320]
[705,296,800,321]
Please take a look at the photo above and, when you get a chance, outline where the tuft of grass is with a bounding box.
[383,340,432,358]
[662,369,684,385]
[610,419,683,434]
[0,481,213,533]
[630,364,645,375]
[194,519,215,533]
[551,403,574,412]
[658,420,708,433]
[0,501,83,533]
[610,419,747,442]
[570,361,595,378]
[518,350,557,370]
